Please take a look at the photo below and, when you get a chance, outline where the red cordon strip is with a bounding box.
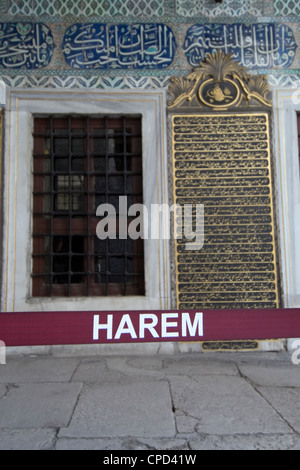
[0,309,300,347]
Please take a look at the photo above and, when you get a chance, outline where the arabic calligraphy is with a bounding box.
[63,23,177,69]
[172,113,279,310]
[184,23,297,68]
[0,23,54,69]
[202,341,259,351]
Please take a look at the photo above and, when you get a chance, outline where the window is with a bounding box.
[2,89,170,313]
[32,115,145,297]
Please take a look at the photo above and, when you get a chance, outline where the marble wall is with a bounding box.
[1,1,300,332]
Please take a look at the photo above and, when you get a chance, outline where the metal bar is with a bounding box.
[32,115,144,297]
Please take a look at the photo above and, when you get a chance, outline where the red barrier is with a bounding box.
[1,309,300,347]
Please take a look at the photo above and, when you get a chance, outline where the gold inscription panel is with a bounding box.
[172,113,279,309]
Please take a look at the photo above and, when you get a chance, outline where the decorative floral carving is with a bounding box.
[168,51,272,109]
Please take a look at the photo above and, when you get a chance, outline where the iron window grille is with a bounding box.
[32,115,145,297]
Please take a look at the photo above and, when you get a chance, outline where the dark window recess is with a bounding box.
[32,115,145,297]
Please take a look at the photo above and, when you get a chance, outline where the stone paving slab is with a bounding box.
[0,428,56,450]
[0,382,82,428]
[189,433,300,450]
[0,351,300,450]
[170,375,292,435]
[258,386,300,433]
[104,355,239,378]
[71,357,127,383]
[56,437,189,451]
[162,355,239,376]
[199,351,292,364]
[239,363,300,387]
[0,357,78,383]
[59,381,175,438]
[0,385,6,398]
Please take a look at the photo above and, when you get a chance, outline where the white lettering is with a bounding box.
[93,311,204,342]
[128,203,148,240]
[139,314,159,339]
[291,339,300,365]
[96,204,116,239]
[118,196,128,239]
[161,313,179,338]
[182,312,203,337]
[0,340,6,365]
[150,203,180,240]
[184,204,204,250]
[93,314,113,340]
[103,455,138,467]
[114,314,137,339]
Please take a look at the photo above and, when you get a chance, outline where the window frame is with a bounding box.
[1,88,171,313]
[273,88,300,309]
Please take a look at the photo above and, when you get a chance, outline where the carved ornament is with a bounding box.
[168,51,272,110]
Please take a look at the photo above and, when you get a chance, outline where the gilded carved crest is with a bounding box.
[168,51,272,110]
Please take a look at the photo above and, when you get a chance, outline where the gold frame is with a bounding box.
[171,112,279,310]
[168,52,280,325]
